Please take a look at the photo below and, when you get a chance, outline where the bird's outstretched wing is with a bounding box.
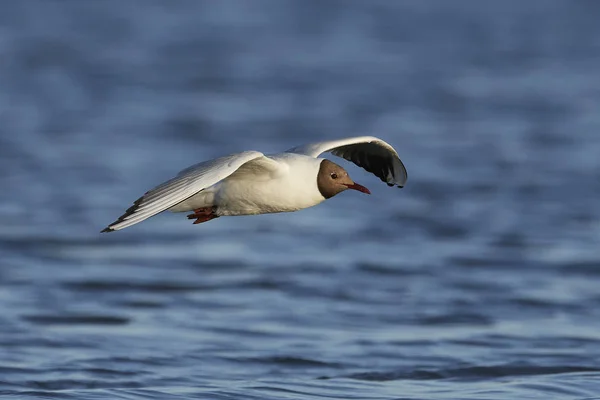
[102,151,267,232]
[287,136,407,188]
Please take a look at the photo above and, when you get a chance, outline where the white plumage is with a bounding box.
[102,136,407,232]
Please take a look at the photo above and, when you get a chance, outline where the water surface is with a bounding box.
[1,1,600,399]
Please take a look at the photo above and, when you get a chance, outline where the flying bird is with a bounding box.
[101,136,407,232]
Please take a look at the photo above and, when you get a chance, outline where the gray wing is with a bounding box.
[102,151,265,232]
[287,136,407,188]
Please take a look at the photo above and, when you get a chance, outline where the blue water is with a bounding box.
[1,1,600,399]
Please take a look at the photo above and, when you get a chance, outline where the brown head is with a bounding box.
[316,159,371,199]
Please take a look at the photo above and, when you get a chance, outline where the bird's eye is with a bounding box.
[330,173,338,179]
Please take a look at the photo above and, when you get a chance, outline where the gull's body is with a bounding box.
[170,153,324,216]
[101,136,407,232]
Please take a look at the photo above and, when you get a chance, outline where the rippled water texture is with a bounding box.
[1,1,600,399]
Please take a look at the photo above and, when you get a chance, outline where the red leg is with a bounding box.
[186,207,219,225]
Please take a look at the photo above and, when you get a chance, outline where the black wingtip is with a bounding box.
[398,185,404,189]
[100,195,145,234]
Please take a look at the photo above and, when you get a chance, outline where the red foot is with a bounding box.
[186,207,219,225]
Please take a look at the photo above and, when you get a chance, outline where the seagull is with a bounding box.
[101,136,407,232]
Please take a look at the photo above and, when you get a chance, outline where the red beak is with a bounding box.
[344,182,371,194]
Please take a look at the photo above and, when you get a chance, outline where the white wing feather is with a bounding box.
[102,151,265,232]
[287,136,407,188]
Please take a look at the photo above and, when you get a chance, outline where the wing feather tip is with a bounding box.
[101,195,145,233]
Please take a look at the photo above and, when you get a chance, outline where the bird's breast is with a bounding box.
[215,158,325,216]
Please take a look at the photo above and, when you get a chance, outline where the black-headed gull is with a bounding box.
[101,136,407,232]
